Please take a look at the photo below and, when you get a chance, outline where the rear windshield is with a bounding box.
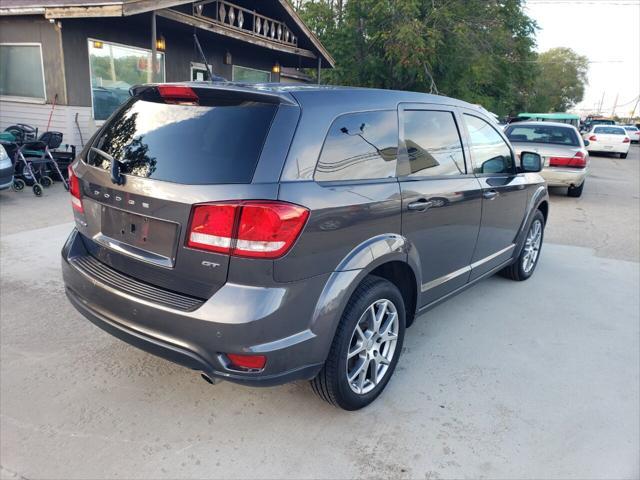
[506,125,579,146]
[86,93,277,184]
[590,120,615,126]
[624,126,638,132]
[594,126,626,135]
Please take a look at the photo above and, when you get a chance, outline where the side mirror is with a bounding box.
[584,139,590,146]
[520,151,542,173]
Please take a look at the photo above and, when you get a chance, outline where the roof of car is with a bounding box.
[137,81,490,115]
[518,112,580,120]
[507,120,578,129]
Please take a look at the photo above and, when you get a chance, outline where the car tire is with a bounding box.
[500,210,545,281]
[567,181,584,198]
[620,153,628,159]
[310,275,406,410]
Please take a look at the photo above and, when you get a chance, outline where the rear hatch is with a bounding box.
[71,84,296,299]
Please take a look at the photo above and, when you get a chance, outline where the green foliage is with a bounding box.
[527,47,589,112]
[295,0,585,116]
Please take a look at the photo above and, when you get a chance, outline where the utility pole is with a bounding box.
[598,91,605,115]
[611,93,619,118]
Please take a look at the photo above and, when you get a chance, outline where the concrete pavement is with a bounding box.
[1,146,639,479]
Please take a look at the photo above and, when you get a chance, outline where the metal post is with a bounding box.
[317,56,321,85]
[151,11,157,83]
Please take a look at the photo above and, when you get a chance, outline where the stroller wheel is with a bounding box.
[32,183,43,197]
[12,178,25,191]
[41,175,53,187]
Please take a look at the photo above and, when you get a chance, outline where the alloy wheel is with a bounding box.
[522,219,542,273]
[346,299,399,395]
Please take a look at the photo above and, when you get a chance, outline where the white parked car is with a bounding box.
[622,125,639,144]
[583,125,631,158]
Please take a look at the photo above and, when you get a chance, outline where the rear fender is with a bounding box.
[515,185,549,253]
[309,233,420,362]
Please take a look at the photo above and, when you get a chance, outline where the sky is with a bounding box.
[525,0,640,116]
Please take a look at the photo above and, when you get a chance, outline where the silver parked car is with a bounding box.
[505,121,588,197]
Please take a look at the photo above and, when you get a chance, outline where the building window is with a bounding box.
[0,44,46,101]
[88,39,165,121]
[232,65,271,83]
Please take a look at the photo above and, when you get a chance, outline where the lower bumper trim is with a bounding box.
[66,286,324,387]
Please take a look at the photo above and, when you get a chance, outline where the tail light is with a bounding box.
[157,85,199,105]
[588,135,597,141]
[549,151,587,168]
[186,201,309,259]
[68,165,83,213]
[623,137,630,143]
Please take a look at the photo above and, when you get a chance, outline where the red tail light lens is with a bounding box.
[68,165,83,213]
[157,85,199,105]
[234,202,309,258]
[588,135,597,141]
[186,201,309,258]
[186,203,237,254]
[549,151,587,168]
[226,353,267,371]
[623,137,630,143]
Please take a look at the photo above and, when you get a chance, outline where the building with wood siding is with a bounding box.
[0,0,334,148]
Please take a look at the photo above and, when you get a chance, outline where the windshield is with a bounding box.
[506,125,580,146]
[593,126,626,135]
[86,93,278,184]
[623,126,638,132]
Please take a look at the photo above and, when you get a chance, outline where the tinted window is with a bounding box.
[506,125,579,146]
[464,114,514,175]
[624,126,638,132]
[594,126,626,135]
[86,97,277,184]
[403,110,465,176]
[315,111,398,182]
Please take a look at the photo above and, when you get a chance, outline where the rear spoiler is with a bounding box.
[129,83,298,106]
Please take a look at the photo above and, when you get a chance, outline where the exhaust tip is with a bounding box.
[200,372,221,385]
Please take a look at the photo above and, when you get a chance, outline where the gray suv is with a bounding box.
[62,83,548,410]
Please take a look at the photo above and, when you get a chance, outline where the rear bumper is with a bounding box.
[586,144,630,154]
[62,229,330,386]
[541,167,587,187]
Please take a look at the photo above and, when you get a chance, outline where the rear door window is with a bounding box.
[315,110,398,182]
[402,110,466,176]
[86,92,277,184]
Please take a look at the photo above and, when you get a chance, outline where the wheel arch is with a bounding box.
[309,233,421,363]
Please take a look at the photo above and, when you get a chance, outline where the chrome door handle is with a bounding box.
[483,190,499,200]
[407,199,435,211]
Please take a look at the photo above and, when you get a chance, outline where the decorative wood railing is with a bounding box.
[193,0,298,47]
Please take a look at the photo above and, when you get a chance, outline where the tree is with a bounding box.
[295,0,539,116]
[527,47,589,112]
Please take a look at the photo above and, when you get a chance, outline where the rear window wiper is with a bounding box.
[91,147,125,185]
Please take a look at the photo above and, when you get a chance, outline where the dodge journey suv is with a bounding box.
[62,83,548,410]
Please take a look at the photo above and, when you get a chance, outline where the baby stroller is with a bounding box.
[16,132,69,196]
[2,130,69,196]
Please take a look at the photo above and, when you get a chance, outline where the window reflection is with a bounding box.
[403,110,465,176]
[315,111,398,182]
